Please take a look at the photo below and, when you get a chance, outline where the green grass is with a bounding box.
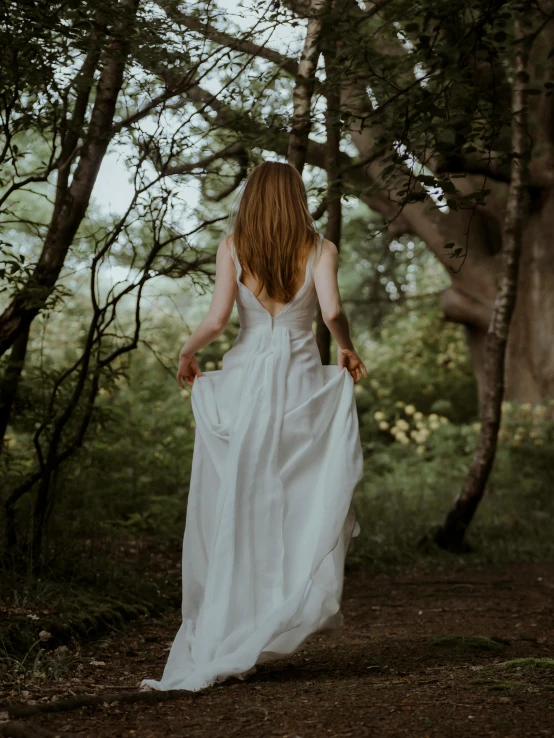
[469,658,554,694]
[0,543,181,662]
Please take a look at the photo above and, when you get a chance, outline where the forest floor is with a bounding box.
[1,562,554,738]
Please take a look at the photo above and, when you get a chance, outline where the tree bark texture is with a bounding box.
[287,0,327,173]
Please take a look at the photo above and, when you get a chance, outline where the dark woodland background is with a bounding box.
[0,0,553,726]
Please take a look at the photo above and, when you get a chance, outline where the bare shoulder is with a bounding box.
[316,238,339,268]
[320,238,338,257]
[217,236,235,261]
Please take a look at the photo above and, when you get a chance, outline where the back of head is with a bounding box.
[232,161,319,302]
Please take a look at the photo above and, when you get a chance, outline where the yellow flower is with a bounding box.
[429,420,440,431]
[397,433,410,445]
[416,445,426,455]
[413,411,423,421]
[428,413,439,422]
[395,400,405,408]
[439,416,449,424]
[396,419,410,431]
[379,420,390,431]
[205,361,216,370]
[374,411,385,421]
[404,404,416,415]
[370,379,380,389]
[180,389,190,398]
[520,402,532,412]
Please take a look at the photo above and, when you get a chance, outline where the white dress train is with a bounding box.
[140,233,363,692]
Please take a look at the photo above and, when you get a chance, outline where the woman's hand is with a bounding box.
[177,353,203,388]
[337,347,368,384]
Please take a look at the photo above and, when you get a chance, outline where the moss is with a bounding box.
[430,635,510,652]
[0,551,181,660]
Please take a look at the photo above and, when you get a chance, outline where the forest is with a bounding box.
[0,0,553,736]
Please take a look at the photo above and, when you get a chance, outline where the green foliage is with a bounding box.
[348,400,554,571]
[0,543,181,663]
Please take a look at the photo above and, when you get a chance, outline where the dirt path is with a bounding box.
[2,563,554,738]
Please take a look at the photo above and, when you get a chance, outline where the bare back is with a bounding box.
[238,247,315,318]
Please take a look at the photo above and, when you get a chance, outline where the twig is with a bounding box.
[6,687,205,719]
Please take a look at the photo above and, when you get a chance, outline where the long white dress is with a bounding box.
[140,233,363,692]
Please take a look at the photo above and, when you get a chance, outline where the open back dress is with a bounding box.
[140,232,363,692]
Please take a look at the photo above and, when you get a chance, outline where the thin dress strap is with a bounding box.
[229,237,242,278]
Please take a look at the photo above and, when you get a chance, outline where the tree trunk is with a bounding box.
[287,0,326,173]
[0,325,30,458]
[433,10,532,551]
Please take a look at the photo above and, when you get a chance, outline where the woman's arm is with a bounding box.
[314,239,368,383]
[177,238,236,387]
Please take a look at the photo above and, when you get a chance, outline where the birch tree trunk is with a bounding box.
[287,0,326,173]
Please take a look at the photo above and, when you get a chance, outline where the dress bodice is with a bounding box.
[229,233,323,332]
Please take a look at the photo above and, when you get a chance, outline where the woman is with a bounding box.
[141,161,367,692]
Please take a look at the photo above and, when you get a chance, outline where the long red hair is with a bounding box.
[232,161,319,302]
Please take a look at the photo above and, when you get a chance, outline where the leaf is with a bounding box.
[441,179,457,195]
[417,175,438,186]
[438,129,456,145]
